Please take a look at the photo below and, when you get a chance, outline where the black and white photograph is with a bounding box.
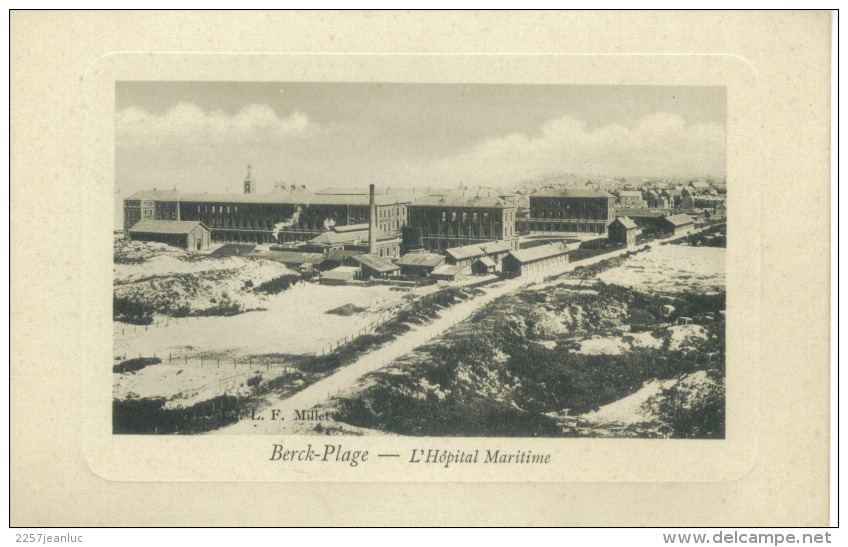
[113,82,727,438]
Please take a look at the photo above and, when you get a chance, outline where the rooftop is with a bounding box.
[445,241,512,261]
[410,194,516,209]
[475,257,496,268]
[128,220,207,235]
[611,217,638,230]
[664,214,696,227]
[351,254,401,273]
[321,266,360,281]
[396,252,446,268]
[125,190,181,202]
[507,242,570,264]
[128,189,413,207]
[532,188,614,199]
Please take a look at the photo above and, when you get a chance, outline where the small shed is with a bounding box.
[129,220,210,251]
[319,266,360,285]
[471,257,497,276]
[608,217,638,247]
[662,214,696,236]
[395,252,446,277]
[351,253,401,280]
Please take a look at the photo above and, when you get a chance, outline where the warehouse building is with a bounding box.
[501,243,570,278]
[128,220,211,251]
[519,188,615,236]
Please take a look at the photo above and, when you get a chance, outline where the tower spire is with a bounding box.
[244,163,255,194]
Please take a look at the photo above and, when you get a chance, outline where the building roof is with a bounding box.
[431,264,467,277]
[480,241,512,255]
[507,242,569,264]
[615,208,667,218]
[445,241,512,261]
[611,217,638,230]
[125,190,181,202]
[532,188,613,199]
[475,257,496,268]
[396,252,446,268]
[320,266,359,282]
[309,228,393,246]
[410,194,516,209]
[256,251,327,265]
[332,223,369,233]
[664,214,695,227]
[691,181,711,189]
[352,254,401,273]
[618,190,643,197]
[136,190,411,207]
[129,220,208,235]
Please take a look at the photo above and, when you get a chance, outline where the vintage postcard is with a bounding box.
[11,11,831,526]
[77,53,761,485]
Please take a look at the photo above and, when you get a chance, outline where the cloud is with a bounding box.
[116,102,316,147]
[431,112,726,184]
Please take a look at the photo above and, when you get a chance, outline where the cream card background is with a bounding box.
[11,11,831,526]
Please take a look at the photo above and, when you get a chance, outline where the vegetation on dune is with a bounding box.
[253,274,302,294]
[333,282,726,438]
[666,223,727,248]
[112,356,162,373]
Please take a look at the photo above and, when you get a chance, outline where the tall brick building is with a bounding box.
[406,194,518,253]
[520,188,615,236]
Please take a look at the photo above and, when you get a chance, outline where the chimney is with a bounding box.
[368,184,377,255]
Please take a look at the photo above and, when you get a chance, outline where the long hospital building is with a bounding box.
[517,188,616,236]
[123,170,518,252]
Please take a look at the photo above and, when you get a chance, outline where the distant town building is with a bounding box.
[618,190,646,209]
[128,220,211,251]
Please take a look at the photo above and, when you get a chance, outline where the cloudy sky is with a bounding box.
[116,82,726,197]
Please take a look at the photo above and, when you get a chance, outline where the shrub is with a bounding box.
[254,274,301,294]
[113,356,161,373]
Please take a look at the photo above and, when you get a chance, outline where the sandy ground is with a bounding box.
[114,361,292,409]
[114,282,408,359]
[597,244,725,290]
[578,378,678,425]
[576,330,663,355]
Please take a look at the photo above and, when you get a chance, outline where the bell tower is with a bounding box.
[244,164,255,194]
